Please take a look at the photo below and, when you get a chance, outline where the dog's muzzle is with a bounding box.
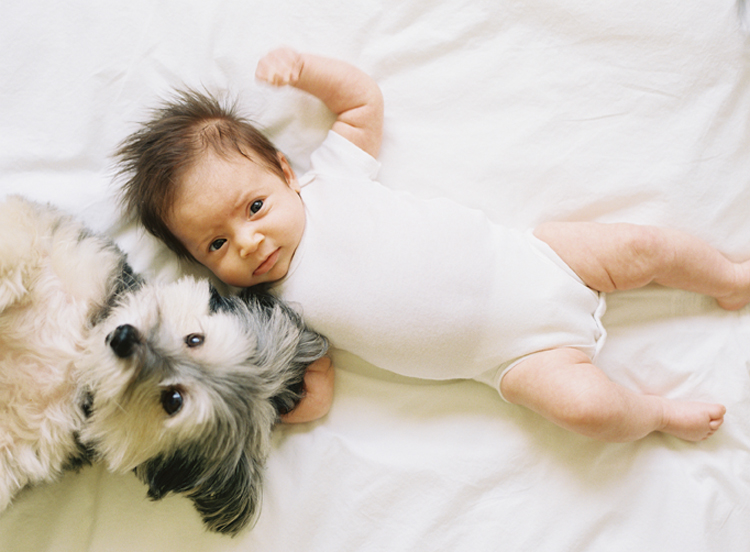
[107,324,141,358]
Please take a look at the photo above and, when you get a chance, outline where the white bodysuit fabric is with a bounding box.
[272,131,607,395]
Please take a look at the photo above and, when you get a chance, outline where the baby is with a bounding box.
[117,47,750,442]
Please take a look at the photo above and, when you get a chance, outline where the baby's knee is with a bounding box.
[608,224,675,290]
[619,224,671,264]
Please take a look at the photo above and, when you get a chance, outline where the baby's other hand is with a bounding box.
[280,356,334,424]
[255,47,304,86]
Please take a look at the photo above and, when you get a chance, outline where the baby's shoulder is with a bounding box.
[307,130,381,181]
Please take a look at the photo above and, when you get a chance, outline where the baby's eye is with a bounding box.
[249,199,264,215]
[209,238,226,252]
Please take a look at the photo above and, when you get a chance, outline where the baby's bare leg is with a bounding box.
[534,222,750,310]
[501,348,725,442]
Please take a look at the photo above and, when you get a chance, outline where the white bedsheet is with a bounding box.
[2,1,750,550]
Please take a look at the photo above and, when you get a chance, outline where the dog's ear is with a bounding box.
[136,445,263,535]
[208,283,237,314]
[294,327,329,365]
[270,325,330,415]
[189,451,262,535]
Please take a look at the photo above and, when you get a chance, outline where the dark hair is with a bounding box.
[116,89,285,260]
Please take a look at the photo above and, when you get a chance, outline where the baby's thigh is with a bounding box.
[499,347,597,407]
[534,221,661,293]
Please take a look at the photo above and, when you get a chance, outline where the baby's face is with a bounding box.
[167,150,305,288]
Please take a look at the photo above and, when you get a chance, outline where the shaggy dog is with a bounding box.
[0,196,328,534]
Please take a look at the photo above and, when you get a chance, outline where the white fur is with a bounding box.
[0,197,122,508]
[0,197,327,534]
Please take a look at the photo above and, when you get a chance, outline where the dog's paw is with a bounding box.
[0,269,31,312]
[0,234,35,311]
[0,196,42,264]
[0,197,43,311]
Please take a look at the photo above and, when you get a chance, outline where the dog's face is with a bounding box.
[78,276,327,534]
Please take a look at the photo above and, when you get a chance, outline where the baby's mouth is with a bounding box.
[253,248,281,276]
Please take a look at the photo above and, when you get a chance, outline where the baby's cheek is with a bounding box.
[219,265,255,288]
[216,268,241,287]
[205,261,234,286]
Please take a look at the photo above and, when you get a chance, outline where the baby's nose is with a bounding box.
[238,231,263,258]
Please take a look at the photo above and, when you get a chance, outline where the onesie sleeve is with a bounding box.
[307,130,381,181]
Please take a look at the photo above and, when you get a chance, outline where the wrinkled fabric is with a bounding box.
[1,1,750,551]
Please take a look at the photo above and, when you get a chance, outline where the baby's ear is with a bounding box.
[277,152,300,192]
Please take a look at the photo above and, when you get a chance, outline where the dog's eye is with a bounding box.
[161,388,184,416]
[185,333,204,348]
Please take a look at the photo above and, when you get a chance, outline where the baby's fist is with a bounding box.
[255,47,304,86]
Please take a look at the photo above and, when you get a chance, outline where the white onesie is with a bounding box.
[271,131,606,397]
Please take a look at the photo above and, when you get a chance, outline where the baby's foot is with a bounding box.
[658,399,725,441]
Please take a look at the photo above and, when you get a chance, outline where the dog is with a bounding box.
[0,195,328,534]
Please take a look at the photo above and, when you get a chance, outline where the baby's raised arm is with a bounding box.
[256,47,384,157]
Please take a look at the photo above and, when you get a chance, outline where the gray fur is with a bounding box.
[0,196,328,535]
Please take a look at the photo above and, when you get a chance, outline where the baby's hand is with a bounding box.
[255,47,304,87]
[280,356,334,424]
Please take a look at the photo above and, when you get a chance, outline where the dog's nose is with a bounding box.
[107,324,140,358]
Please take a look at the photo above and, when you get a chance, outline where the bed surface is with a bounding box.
[2,1,750,550]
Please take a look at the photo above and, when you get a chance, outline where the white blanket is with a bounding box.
[2,1,750,550]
